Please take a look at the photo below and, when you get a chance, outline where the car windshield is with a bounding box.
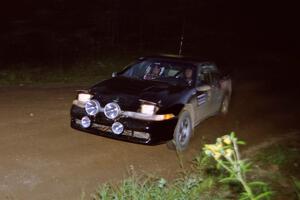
[120,59,196,85]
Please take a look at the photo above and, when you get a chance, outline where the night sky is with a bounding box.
[0,0,298,66]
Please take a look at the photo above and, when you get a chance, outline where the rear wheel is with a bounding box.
[168,111,192,151]
[220,95,230,115]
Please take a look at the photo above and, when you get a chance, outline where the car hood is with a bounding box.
[90,77,183,111]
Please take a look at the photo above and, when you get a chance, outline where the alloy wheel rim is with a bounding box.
[178,117,190,145]
[222,98,229,113]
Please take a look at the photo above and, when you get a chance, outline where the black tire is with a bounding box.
[168,111,193,152]
[220,95,230,115]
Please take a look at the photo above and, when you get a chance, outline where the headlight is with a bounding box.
[85,100,101,115]
[104,102,121,119]
[78,93,92,102]
[140,104,157,115]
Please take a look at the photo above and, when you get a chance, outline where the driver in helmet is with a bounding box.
[184,67,194,86]
[144,63,163,80]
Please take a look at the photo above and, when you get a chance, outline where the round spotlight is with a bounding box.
[104,102,121,119]
[85,100,101,115]
[81,116,91,128]
[111,122,124,135]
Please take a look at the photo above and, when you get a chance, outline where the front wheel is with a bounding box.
[169,111,193,152]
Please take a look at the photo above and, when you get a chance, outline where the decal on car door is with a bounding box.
[197,93,207,106]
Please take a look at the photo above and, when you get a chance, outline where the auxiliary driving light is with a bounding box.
[85,100,101,115]
[104,102,121,119]
[111,122,124,135]
[81,116,91,128]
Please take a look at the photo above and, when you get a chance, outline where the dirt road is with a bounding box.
[0,78,299,199]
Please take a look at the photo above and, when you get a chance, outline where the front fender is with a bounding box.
[181,103,196,128]
[159,104,185,116]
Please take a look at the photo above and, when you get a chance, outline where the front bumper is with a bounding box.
[70,105,178,145]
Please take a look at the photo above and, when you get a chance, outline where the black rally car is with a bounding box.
[70,55,232,151]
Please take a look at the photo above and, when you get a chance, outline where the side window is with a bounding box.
[203,71,211,84]
[211,72,220,84]
[196,68,211,86]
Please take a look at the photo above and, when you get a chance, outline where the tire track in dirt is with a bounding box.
[0,80,299,199]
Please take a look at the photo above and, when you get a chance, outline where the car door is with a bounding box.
[193,67,212,125]
[209,70,224,114]
[197,65,223,116]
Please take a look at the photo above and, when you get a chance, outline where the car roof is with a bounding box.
[138,54,215,66]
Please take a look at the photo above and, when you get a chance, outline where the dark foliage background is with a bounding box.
[0,0,298,68]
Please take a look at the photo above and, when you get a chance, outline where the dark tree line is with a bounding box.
[0,0,298,66]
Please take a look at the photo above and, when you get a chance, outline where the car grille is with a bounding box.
[75,119,150,140]
[92,123,133,136]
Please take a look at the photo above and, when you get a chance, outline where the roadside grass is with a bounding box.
[253,141,300,200]
[0,54,134,86]
[84,134,300,200]
[293,178,300,199]
[89,152,228,200]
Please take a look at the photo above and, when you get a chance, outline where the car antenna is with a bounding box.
[178,7,185,56]
[179,31,184,56]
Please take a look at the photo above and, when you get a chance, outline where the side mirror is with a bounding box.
[112,72,118,77]
[196,85,211,92]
